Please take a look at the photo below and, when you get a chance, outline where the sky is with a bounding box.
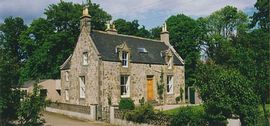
[0,0,257,29]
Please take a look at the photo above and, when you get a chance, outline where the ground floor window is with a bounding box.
[120,75,130,97]
[167,75,173,94]
[79,76,86,98]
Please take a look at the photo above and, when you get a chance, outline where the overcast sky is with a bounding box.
[0,0,257,29]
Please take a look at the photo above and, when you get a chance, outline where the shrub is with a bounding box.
[139,97,145,106]
[170,106,207,126]
[119,98,135,110]
[175,96,180,104]
[125,103,155,123]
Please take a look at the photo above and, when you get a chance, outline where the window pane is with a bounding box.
[120,75,129,96]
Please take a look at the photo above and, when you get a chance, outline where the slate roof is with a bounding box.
[60,30,183,70]
[91,31,183,65]
[60,55,72,70]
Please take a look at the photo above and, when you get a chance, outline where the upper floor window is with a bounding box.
[83,52,88,65]
[65,71,69,81]
[120,75,130,97]
[167,75,173,94]
[79,76,86,98]
[122,51,128,67]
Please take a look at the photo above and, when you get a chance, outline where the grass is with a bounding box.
[164,104,270,116]
[163,105,204,116]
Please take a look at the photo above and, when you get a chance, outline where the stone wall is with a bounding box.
[101,60,185,106]
[61,29,100,106]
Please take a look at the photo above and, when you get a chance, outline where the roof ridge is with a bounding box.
[92,30,162,43]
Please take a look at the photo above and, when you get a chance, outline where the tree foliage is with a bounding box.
[195,62,260,125]
[251,0,269,30]
[166,14,201,87]
[19,1,111,82]
[113,19,150,38]
[0,17,27,125]
[17,84,47,126]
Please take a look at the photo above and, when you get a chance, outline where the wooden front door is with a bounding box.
[147,78,154,101]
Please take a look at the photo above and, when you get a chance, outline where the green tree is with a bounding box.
[149,26,161,40]
[113,19,150,38]
[19,1,111,82]
[17,84,47,126]
[166,14,201,88]
[195,62,260,125]
[251,0,269,30]
[0,17,27,125]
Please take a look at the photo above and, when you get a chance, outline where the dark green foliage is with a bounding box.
[119,98,135,110]
[17,84,48,126]
[175,96,180,104]
[149,26,162,39]
[195,62,260,125]
[156,69,165,101]
[251,0,269,30]
[170,106,207,126]
[139,97,145,106]
[19,1,111,82]
[0,17,27,125]
[113,19,150,38]
[125,103,155,123]
[167,14,201,87]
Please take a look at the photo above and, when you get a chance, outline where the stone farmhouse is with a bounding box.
[60,7,185,109]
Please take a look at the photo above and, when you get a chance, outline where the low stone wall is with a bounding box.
[46,102,96,121]
[49,102,91,114]
[111,107,171,126]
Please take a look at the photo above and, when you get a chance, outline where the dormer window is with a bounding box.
[122,51,128,67]
[83,52,88,65]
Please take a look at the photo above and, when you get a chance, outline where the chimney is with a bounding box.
[105,21,117,34]
[80,6,91,33]
[160,23,169,45]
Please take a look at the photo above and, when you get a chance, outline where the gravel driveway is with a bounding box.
[43,112,110,126]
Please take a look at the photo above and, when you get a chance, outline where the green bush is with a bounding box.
[175,96,180,104]
[170,106,207,126]
[119,98,135,110]
[125,103,155,123]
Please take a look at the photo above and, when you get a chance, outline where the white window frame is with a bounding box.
[65,89,69,101]
[65,71,69,81]
[83,52,88,65]
[120,75,130,97]
[167,75,173,94]
[122,51,128,67]
[79,76,86,98]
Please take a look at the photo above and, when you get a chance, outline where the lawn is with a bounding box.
[163,105,204,116]
[164,104,270,116]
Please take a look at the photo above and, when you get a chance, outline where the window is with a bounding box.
[83,52,88,65]
[65,71,69,81]
[65,89,69,101]
[167,75,173,94]
[120,75,130,97]
[122,51,128,67]
[79,76,86,98]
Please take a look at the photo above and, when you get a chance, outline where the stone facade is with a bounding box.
[60,8,185,109]
[100,61,185,106]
